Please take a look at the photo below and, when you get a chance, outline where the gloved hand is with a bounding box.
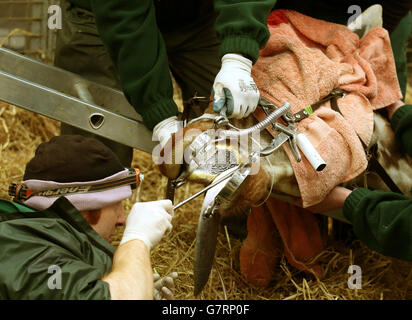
[153,272,178,300]
[119,200,173,250]
[213,53,259,119]
[153,116,182,149]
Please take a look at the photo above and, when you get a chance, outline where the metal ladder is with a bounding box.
[0,46,157,153]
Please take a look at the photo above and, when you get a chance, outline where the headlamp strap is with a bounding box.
[8,168,143,201]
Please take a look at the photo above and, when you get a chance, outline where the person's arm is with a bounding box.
[214,0,277,63]
[343,188,412,261]
[301,186,412,261]
[89,0,178,130]
[300,102,412,261]
[102,240,153,300]
[389,103,412,156]
[103,200,173,300]
[212,0,276,119]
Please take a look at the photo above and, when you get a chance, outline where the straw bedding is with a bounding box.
[0,30,411,298]
[1,82,411,299]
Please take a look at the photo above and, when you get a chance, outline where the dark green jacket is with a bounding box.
[67,0,276,129]
[343,105,412,261]
[0,197,115,299]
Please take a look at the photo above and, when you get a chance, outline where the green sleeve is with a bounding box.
[0,220,112,300]
[390,104,412,157]
[214,0,276,63]
[0,199,35,213]
[343,188,412,261]
[89,0,178,130]
[23,253,112,300]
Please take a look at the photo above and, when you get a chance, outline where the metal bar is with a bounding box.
[0,47,141,120]
[0,70,157,153]
[173,167,239,210]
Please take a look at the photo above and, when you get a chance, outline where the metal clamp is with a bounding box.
[203,152,258,218]
[260,89,347,124]
[259,103,302,162]
[214,106,229,128]
[259,97,295,124]
[172,165,240,210]
[203,202,221,219]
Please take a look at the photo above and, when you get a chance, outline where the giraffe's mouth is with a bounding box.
[186,144,241,184]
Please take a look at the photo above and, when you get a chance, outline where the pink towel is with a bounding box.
[252,10,402,207]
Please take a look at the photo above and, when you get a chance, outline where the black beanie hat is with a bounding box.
[23,135,125,182]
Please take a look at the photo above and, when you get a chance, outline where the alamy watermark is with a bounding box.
[47,265,62,290]
[48,5,62,30]
[347,5,362,28]
[347,264,362,290]
[151,124,263,175]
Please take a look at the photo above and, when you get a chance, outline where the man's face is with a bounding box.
[93,201,126,243]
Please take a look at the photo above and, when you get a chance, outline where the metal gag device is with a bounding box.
[172,166,239,210]
[258,98,327,171]
[212,97,327,171]
[170,125,242,191]
[172,97,327,210]
[172,151,259,211]
[201,152,258,218]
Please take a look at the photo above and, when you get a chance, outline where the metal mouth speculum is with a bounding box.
[203,152,258,218]
[184,129,242,181]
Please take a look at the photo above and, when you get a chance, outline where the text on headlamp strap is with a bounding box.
[8,168,143,201]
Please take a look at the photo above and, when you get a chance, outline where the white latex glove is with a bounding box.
[153,272,178,300]
[153,116,182,149]
[119,200,173,250]
[212,53,259,119]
